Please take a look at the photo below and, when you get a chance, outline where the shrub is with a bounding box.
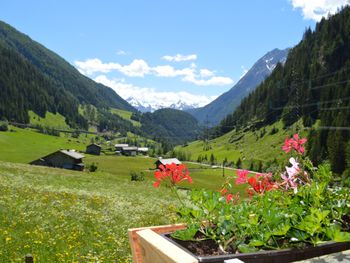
[87,162,98,172]
[0,121,8,131]
[130,171,145,181]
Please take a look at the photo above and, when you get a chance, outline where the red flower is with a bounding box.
[153,163,192,188]
[247,174,277,195]
[220,188,228,195]
[226,194,233,203]
[235,169,249,184]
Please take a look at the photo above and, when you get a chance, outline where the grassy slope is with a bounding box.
[29,111,70,130]
[177,120,309,167]
[0,126,86,163]
[110,108,141,127]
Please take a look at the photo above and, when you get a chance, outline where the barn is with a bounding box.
[122,147,138,156]
[86,143,101,155]
[30,150,85,171]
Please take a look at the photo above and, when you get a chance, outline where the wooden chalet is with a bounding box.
[86,143,101,155]
[30,150,85,171]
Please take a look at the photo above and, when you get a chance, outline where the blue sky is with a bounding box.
[1,0,348,108]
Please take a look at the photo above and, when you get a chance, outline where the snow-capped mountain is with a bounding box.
[187,48,289,125]
[126,97,202,112]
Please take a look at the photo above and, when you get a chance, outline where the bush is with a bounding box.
[130,171,145,181]
[87,162,98,172]
[0,121,9,131]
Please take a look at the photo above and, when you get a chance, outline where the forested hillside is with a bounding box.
[215,7,350,174]
[139,108,200,145]
[0,20,135,131]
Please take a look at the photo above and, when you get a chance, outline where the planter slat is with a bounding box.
[128,223,186,263]
[138,229,198,263]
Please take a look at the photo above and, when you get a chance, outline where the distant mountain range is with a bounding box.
[187,48,289,125]
[127,97,201,112]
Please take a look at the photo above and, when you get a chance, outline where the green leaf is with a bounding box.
[171,225,198,241]
[238,244,259,253]
[249,239,264,247]
[272,224,291,236]
[334,231,350,242]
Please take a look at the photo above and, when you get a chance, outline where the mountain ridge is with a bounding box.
[0,20,137,131]
[187,48,289,125]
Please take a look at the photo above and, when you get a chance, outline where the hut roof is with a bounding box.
[156,158,182,165]
[123,147,138,151]
[87,143,101,148]
[60,150,85,159]
[115,144,129,147]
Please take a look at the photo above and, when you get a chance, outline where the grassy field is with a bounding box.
[29,111,70,130]
[0,127,251,262]
[0,161,177,262]
[0,157,244,262]
[110,108,141,127]
[176,120,309,168]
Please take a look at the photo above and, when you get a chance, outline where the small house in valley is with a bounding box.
[137,147,149,155]
[122,147,138,156]
[30,150,85,171]
[86,143,101,155]
[155,158,182,169]
[115,144,129,151]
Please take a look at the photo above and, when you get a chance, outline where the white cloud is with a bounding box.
[290,0,349,21]
[200,69,215,78]
[152,65,195,78]
[74,58,150,77]
[94,75,217,109]
[74,58,120,75]
[162,54,197,62]
[118,59,150,77]
[75,57,233,86]
[116,50,128,56]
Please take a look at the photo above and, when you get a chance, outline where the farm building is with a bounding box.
[155,158,182,169]
[122,147,138,156]
[115,144,129,151]
[86,143,101,155]
[30,150,85,171]
[137,147,149,155]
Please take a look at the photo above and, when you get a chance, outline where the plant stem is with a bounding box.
[172,186,186,207]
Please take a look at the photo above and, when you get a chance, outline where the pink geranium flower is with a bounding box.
[282,134,307,155]
[235,169,249,184]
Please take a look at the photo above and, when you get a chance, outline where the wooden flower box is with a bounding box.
[128,224,350,263]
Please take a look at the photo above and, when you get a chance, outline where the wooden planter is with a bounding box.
[128,224,350,263]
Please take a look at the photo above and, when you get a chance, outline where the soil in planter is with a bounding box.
[166,233,235,256]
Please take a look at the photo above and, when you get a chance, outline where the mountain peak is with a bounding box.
[188,48,289,125]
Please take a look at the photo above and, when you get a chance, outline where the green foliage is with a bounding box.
[140,108,200,145]
[87,162,98,172]
[0,120,8,131]
[130,171,145,181]
[174,163,350,253]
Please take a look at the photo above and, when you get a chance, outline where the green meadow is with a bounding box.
[110,108,141,127]
[29,111,70,130]
[0,127,246,262]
